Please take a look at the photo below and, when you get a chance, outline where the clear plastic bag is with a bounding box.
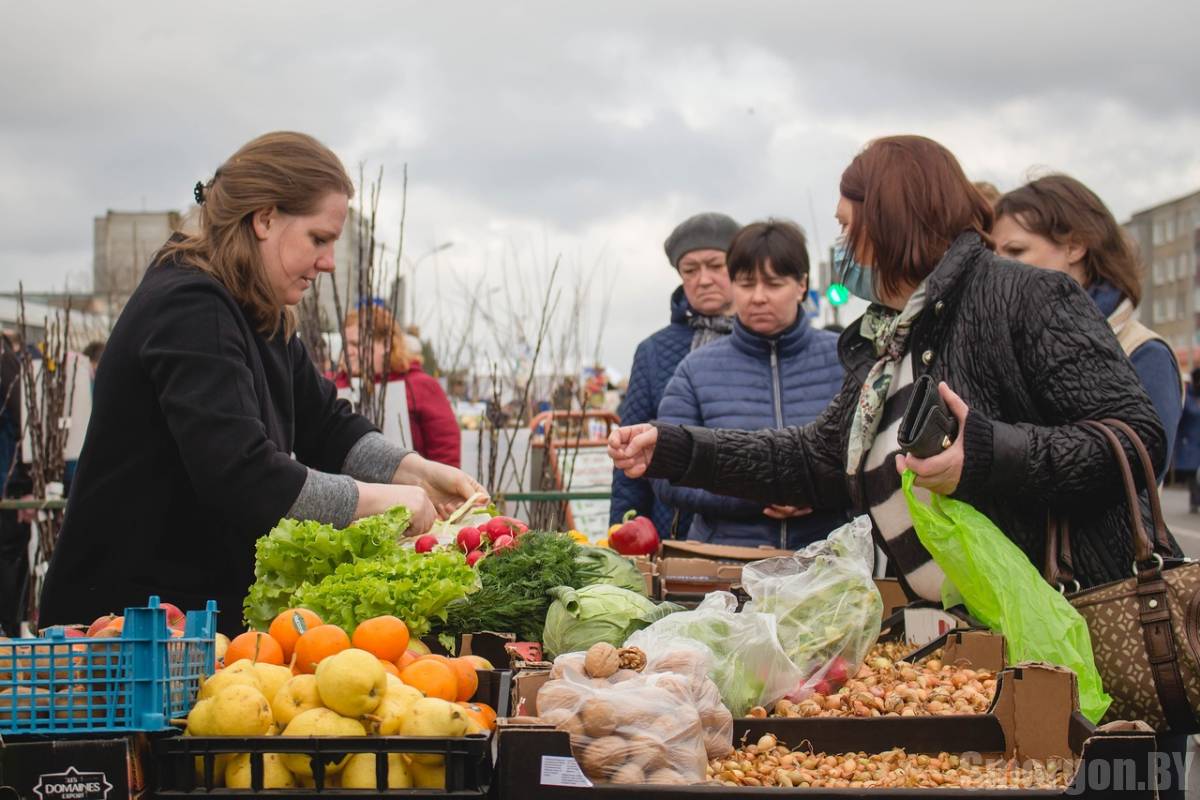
[537,670,708,784]
[742,515,883,699]
[624,592,804,716]
[546,645,733,759]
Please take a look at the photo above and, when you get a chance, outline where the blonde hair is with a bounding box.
[344,306,411,374]
[160,131,354,337]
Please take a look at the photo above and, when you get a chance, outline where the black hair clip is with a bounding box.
[193,180,206,205]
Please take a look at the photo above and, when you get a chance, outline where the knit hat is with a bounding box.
[663,212,741,268]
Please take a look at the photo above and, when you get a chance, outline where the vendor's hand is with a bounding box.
[357,483,437,534]
[895,382,969,496]
[393,453,488,518]
[763,504,813,520]
[608,424,658,478]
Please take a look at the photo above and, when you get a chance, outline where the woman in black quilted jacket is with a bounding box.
[610,134,1178,600]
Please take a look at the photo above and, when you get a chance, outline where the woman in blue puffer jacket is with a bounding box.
[653,219,848,549]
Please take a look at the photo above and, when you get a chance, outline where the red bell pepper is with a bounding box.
[608,509,660,556]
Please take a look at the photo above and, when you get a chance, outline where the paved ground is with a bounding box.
[1160,485,1200,558]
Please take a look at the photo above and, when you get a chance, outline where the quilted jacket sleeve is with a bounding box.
[647,372,859,510]
[650,360,765,519]
[610,339,658,524]
[955,270,1166,511]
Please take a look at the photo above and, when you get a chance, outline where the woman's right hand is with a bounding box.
[356,482,437,534]
[608,424,658,478]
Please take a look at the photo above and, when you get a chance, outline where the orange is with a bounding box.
[268,608,323,663]
[398,659,457,702]
[416,653,452,668]
[458,701,497,731]
[350,615,410,663]
[224,631,284,666]
[395,651,418,671]
[379,659,401,677]
[292,624,351,674]
[447,658,480,703]
[459,655,493,671]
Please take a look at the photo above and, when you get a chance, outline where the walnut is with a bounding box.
[648,649,705,679]
[704,730,733,759]
[550,653,586,680]
[627,734,669,771]
[617,646,647,672]
[609,669,640,684]
[580,735,630,779]
[536,680,582,715]
[609,762,646,785]
[579,697,618,738]
[584,643,620,679]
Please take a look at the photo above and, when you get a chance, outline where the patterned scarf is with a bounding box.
[688,313,734,350]
[845,281,928,473]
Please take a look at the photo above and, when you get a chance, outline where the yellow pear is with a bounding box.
[340,753,413,789]
[399,698,469,765]
[199,667,262,700]
[193,754,231,788]
[213,633,230,664]
[272,674,323,726]
[384,672,406,696]
[371,684,423,735]
[222,658,259,678]
[225,752,296,789]
[315,648,385,717]
[280,708,365,776]
[252,663,293,704]
[409,756,446,789]
[266,723,280,735]
[210,685,273,736]
[463,715,487,736]
[184,697,218,736]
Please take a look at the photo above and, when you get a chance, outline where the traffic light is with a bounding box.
[826,283,849,306]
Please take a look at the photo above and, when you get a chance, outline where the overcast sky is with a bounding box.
[2,1,1199,374]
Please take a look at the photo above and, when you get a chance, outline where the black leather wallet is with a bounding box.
[897,374,958,458]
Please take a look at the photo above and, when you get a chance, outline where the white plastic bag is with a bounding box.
[742,515,883,698]
[624,592,804,716]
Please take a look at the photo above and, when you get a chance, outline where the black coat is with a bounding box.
[649,233,1179,591]
[40,254,374,635]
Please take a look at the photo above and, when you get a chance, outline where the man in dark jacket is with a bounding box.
[609,212,739,537]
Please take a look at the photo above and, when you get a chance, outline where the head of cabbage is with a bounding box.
[575,546,646,595]
[542,584,680,657]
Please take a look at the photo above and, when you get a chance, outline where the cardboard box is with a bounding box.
[873,577,909,619]
[510,667,552,717]
[632,557,658,598]
[492,663,1157,798]
[656,540,791,604]
[0,735,145,799]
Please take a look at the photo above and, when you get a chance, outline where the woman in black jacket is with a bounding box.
[610,135,1176,600]
[41,132,484,634]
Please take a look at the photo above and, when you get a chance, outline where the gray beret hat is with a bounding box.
[663,212,741,268]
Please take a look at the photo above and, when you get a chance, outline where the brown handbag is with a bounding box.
[1044,418,1200,733]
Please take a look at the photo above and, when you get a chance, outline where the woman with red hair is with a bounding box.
[337,307,461,467]
[611,135,1177,600]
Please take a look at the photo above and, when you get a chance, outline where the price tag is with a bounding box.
[540,756,593,787]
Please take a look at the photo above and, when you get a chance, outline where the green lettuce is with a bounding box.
[242,507,411,630]
[293,550,479,637]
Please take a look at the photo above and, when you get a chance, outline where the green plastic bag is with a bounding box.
[901,471,1111,722]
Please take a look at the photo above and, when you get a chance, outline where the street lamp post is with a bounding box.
[402,241,454,329]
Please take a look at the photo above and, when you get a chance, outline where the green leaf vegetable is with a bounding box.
[293,549,479,637]
[575,546,646,595]
[243,507,412,630]
[442,532,586,640]
[542,584,681,657]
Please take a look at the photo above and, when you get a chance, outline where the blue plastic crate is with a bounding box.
[0,595,216,735]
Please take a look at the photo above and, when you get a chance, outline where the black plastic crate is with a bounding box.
[151,669,510,797]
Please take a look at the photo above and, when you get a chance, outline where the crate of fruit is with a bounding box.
[0,595,216,735]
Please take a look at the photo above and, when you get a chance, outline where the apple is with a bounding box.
[159,602,187,632]
[86,614,120,637]
[465,550,485,567]
[460,654,494,671]
[414,534,439,553]
[491,534,515,553]
[456,527,482,554]
[62,627,86,638]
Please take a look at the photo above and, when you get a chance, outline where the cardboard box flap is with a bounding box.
[991,663,1077,762]
[659,540,793,561]
[658,558,743,581]
[942,630,1006,672]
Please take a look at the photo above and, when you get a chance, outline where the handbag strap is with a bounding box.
[1097,418,1175,556]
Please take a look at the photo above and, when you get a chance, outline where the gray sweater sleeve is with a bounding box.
[285,433,413,527]
[341,431,413,483]
[286,469,359,528]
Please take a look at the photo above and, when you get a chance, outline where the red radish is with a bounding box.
[456,527,482,553]
[491,534,515,552]
[414,534,439,553]
[825,656,850,686]
[481,517,527,542]
[466,550,485,567]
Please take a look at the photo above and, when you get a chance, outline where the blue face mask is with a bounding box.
[833,240,880,304]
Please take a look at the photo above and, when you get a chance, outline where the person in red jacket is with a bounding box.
[337,307,462,467]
